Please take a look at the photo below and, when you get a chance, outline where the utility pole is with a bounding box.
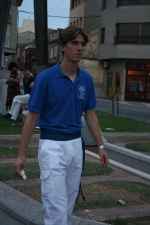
[33,0,48,75]
[0,0,11,69]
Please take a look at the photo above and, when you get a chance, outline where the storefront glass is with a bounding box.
[125,69,150,102]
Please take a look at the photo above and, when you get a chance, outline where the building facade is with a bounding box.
[69,0,150,102]
[48,28,63,67]
[99,0,150,102]
[4,5,18,56]
[18,19,35,34]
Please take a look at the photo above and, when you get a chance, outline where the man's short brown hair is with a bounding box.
[59,26,88,45]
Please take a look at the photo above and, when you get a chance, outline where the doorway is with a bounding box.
[106,73,113,97]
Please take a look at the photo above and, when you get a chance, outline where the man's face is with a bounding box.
[24,71,30,80]
[61,33,86,63]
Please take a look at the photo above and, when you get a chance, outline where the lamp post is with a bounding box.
[33,0,48,75]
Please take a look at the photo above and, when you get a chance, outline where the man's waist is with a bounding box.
[40,128,81,141]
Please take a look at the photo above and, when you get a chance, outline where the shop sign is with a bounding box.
[126,62,150,71]
[146,64,150,71]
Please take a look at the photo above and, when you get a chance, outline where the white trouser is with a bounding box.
[38,138,83,225]
[9,94,30,120]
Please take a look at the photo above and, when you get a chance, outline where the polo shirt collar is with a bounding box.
[55,62,83,79]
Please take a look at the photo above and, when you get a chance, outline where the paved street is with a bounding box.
[96,99,150,123]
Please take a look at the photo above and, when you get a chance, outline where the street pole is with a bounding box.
[33,0,48,75]
[0,0,11,69]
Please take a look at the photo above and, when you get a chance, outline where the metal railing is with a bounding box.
[114,36,150,45]
[117,0,150,6]
[112,93,119,116]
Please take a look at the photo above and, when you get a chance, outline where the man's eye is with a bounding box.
[71,41,86,46]
[82,42,86,46]
[71,41,78,45]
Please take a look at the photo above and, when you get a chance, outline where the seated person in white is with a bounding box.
[3,69,35,121]
[19,101,40,130]
[19,102,29,125]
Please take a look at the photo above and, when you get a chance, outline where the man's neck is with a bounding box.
[60,61,78,82]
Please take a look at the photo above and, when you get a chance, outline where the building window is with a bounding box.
[76,19,79,27]
[116,73,121,88]
[115,23,150,44]
[71,0,85,9]
[80,17,82,27]
[50,46,54,58]
[54,45,57,57]
[102,0,107,9]
[117,0,150,6]
[5,24,11,47]
[4,37,10,47]
[101,28,105,44]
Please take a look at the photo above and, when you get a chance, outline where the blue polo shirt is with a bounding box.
[28,62,96,134]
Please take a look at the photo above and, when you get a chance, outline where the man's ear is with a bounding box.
[60,45,65,51]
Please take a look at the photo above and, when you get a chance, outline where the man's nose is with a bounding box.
[77,43,83,50]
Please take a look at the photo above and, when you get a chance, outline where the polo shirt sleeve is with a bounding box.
[84,75,97,111]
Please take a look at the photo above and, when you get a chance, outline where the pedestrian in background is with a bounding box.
[5,62,22,111]
[3,69,35,120]
[14,26,109,225]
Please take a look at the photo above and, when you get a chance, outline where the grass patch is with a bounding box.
[0,146,38,158]
[107,217,150,225]
[1,112,150,135]
[125,142,150,153]
[15,186,42,203]
[0,114,40,135]
[0,161,113,181]
[83,161,113,176]
[95,111,150,133]
[74,181,150,210]
[0,163,40,181]
[13,180,150,212]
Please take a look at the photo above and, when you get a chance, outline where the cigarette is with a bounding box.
[20,170,27,180]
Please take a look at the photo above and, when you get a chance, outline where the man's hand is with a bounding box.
[98,149,109,168]
[14,156,26,177]
[22,102,28,109]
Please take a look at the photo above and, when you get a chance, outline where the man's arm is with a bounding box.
[14,111,39,176]
[84,109,109,167]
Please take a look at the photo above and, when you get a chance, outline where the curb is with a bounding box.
[0,182,110,225]
[85,150,150,181]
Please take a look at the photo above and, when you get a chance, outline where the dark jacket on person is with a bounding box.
[23,76,35,94]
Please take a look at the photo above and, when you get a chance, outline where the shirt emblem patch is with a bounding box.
[78,85,86,99]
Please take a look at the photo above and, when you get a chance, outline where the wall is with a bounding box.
[18,31,35,44]
[84,0,101,32]
[104,59,126,100]
[99,0,150,60]
[18,19,35,33]
[79,59,104,97]
[4,5,18,55]
[0,72,8,115]
[81,27,105,98]
[69,1,85,27]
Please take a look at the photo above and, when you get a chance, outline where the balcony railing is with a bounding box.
[114,36,150,44]
[117,0,150,6]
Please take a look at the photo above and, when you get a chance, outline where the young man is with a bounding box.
[14,26,109,225]
[3,69,35,120]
